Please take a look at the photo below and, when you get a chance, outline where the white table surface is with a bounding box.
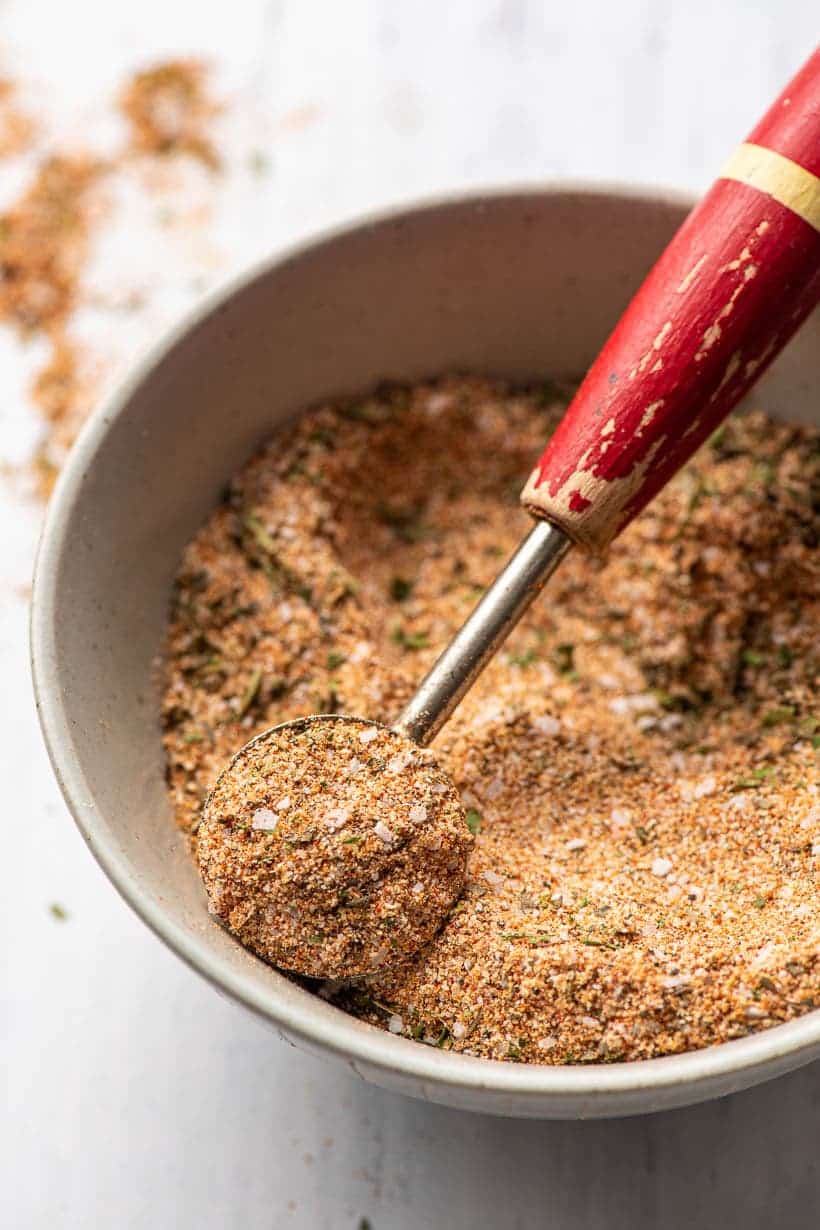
[2,2,818,1225]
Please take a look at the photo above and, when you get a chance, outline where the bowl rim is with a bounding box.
[31,180,820,1113]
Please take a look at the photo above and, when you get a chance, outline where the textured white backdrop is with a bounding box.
[2,2,818,1226]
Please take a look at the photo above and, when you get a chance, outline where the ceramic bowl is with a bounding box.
[31,187,820,1118]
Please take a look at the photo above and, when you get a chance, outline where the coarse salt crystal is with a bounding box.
[387,752,412,773]
[358,727,378,744]
[430,782,448,795]
[609,693,657,716]
[275,796,291,811]
[723,795,750,812]
[610,807,632,827]
[662,974,691,989]
[251,808,278,831]
[537,1036,557,1051]
[412,881,425,894]
[483,870,505,889]
[344,758,364,776]
[745,1005,767,1020]
[566,838,586,852]
[694,775,717,799]
[452,1021,467,1039]
[485,776,504,799]
[425,391,454,416]
[409,803,428,824]
[533,714,561,737]
[324,807,349,831]
[581,1016,601,1030]
[349,641,372,663]
[651,857,673,878]
[387,1014,404,1034]
[374,820,396,845]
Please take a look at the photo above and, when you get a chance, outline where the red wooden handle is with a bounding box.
[522,48,820,552]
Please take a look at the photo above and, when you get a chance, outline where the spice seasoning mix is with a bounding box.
[163,377,818,1064]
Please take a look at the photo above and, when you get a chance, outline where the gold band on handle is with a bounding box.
[720,142,820,233]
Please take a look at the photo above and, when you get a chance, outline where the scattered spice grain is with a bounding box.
[118,60,220,168]
[163,376,819,1064]
[0,61,221,497]
[0,78,36,158]
[0,155,103,491]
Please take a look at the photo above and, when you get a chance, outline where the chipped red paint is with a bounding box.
[567,490,591,513]
[523,49,820,552]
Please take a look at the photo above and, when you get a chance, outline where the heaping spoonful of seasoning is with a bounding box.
[197,50,820,979]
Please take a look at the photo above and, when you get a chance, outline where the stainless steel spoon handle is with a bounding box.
[393,520,571,746]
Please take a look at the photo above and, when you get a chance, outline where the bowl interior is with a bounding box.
[33,189,820,1117]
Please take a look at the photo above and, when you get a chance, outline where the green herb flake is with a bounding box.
[391,625,430,651]
[236,667,263,718]
[376,502,429,542]
[49,902,69,922]
[243,513,277,554]
[326,651,346,670]
[732,765,776,791]
[465,808,482,836]
[552,642,576,677]
[503,931,551,945]
[284,829,316,845]
[249,150,271,175]
[742,650,764,667]
[762,705,795,727]
[389,576,413,602]
[508,648,538,668]
[752,895,767,909]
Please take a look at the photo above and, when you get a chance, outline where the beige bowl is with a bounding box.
[31,187,820,1118]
